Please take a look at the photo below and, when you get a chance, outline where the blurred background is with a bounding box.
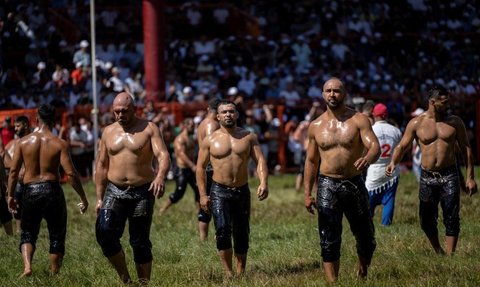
[0,0,479,177]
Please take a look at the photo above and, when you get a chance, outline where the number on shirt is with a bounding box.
[381,143,391,158]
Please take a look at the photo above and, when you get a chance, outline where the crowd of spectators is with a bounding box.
[0,0,479,173]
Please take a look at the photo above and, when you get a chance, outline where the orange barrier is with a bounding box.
[0,109,38,127]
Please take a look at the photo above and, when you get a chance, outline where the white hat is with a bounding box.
[411,108,425,117]
[76,62,83,68]
[183,86,193,94]
[227,87,238,96]
[80,40,89,48]
[37,61,46,70]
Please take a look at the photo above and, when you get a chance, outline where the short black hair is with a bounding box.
[208,97,221,111]
[428,86,450,100]
[15,115,30,127]
[216,99,237,110]
[38,104,56,127]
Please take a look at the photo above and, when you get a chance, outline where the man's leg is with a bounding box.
[344,183,376,279]
[445,236,458,256]
[15,220,21,234]
[20,243,34,277]
[160,169,186,215]
[323,261,340,283]
[159,198,173,215]
[3,220,13,235]
[136,261,152,285]
[419,183,444,254]
[234,253,247,276]
[381,181,398,226]
[49,253,63,274]
[199,221,209,241]
[219,248,234,278]
[108,250,132,283]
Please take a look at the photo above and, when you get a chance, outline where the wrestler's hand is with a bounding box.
[149,177,166,199]
[257,184,268,201]
[466,179,477,197]
[77,199,88,214]
[7,196,17,214]
[385,162,396,177]
[95,199,103,216]
[200,194,210,214]
[304,195,316,215]
[354,156,370,171]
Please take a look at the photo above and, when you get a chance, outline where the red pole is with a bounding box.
[143,0,166,102]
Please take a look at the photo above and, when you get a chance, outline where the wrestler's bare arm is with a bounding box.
[3,141,14,169]
[249,133,268,200]
[452,116,477,195]
[303,122,320,214]
[95,131,110,214]
[196,137,211,211]
[149,122,170,198]
[386,118,418,176]
[6,142,23,211]
[355,113,380,170]
[60,140,88,214]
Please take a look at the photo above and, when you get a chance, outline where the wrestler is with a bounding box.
[4,115,30,232]
[304,77,380,282]
[196,99,268,278]
[386,86,477,255]
[159,118,201,217]
[95,92,170,284]
[195,98,220,241]
[6,105,88,277]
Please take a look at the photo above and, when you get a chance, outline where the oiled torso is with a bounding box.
[19,132,64,184]
[174,133,196,168]
[104,121,156,186]
[415,115,457,170]
[313,112,365,178]
[209,128,252,187]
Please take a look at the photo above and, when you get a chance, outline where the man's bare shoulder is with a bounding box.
[20,132,67,148]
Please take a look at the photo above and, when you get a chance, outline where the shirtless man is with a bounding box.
[159,118,201,217]
[386,86,477,255]
[4,116,31,232]
[196,99,268,278]
[195,98,220,241]
[95,92,170,284]
[6,104,88,277]
[304,77,380,283]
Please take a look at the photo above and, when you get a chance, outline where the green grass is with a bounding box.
[1,170,479,286]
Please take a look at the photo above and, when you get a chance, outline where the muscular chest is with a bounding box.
[316,121,359,150]
[416,122,456,145]
[107,132,151,155]
[210,137,250,159]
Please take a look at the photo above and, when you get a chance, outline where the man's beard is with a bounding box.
[223,120,235,128]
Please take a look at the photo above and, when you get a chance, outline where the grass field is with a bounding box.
[0,170,479,286]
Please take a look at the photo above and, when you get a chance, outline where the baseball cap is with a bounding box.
[80,40,89,48]
[372,103,388,118]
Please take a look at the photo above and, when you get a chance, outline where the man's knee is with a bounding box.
[216,226,232,250]
[198,209,211,223]
[95,212,122,257]
[168,187,186,204]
